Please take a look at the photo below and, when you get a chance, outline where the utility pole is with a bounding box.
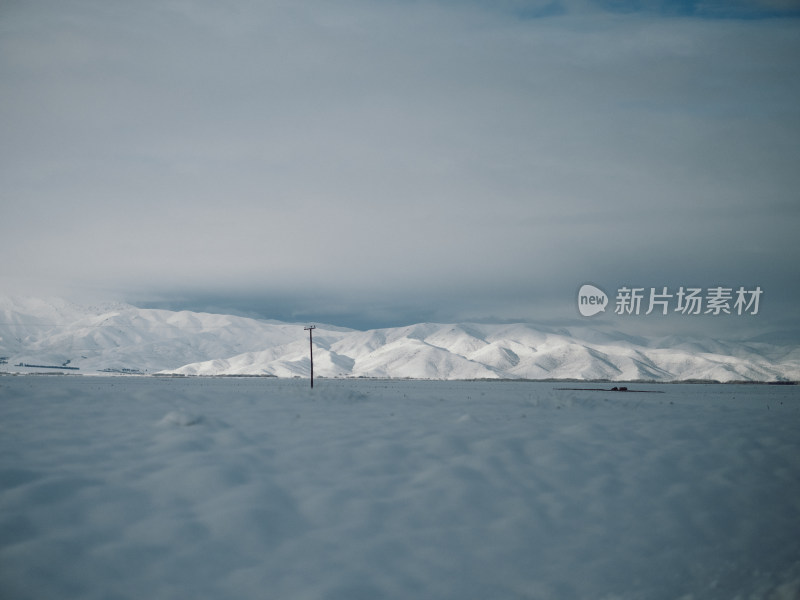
[304,325,316,388]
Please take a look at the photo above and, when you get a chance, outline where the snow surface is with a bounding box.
[1,296,798,381]
[1,376,799,599]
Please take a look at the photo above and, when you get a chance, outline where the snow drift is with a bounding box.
[1,377,799,599]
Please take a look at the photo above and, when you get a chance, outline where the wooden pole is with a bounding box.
[304,325,315,388]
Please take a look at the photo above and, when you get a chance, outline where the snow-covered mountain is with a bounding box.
[1,296,798,381]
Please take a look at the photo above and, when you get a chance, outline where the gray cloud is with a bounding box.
[1,0,799,336]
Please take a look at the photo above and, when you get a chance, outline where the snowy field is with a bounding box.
[1,376,799,600]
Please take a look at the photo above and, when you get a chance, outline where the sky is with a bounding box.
[2,0,799,339]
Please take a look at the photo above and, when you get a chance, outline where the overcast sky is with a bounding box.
[2,0,799,337]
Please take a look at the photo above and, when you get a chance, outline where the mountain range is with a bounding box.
[1,296,798,381]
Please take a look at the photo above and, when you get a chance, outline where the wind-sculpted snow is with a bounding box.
[0,296,798,381]
[1,377,799,599]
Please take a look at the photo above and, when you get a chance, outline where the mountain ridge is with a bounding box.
[1,296,797,382]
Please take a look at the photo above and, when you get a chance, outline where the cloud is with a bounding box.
[1,0,799,334]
